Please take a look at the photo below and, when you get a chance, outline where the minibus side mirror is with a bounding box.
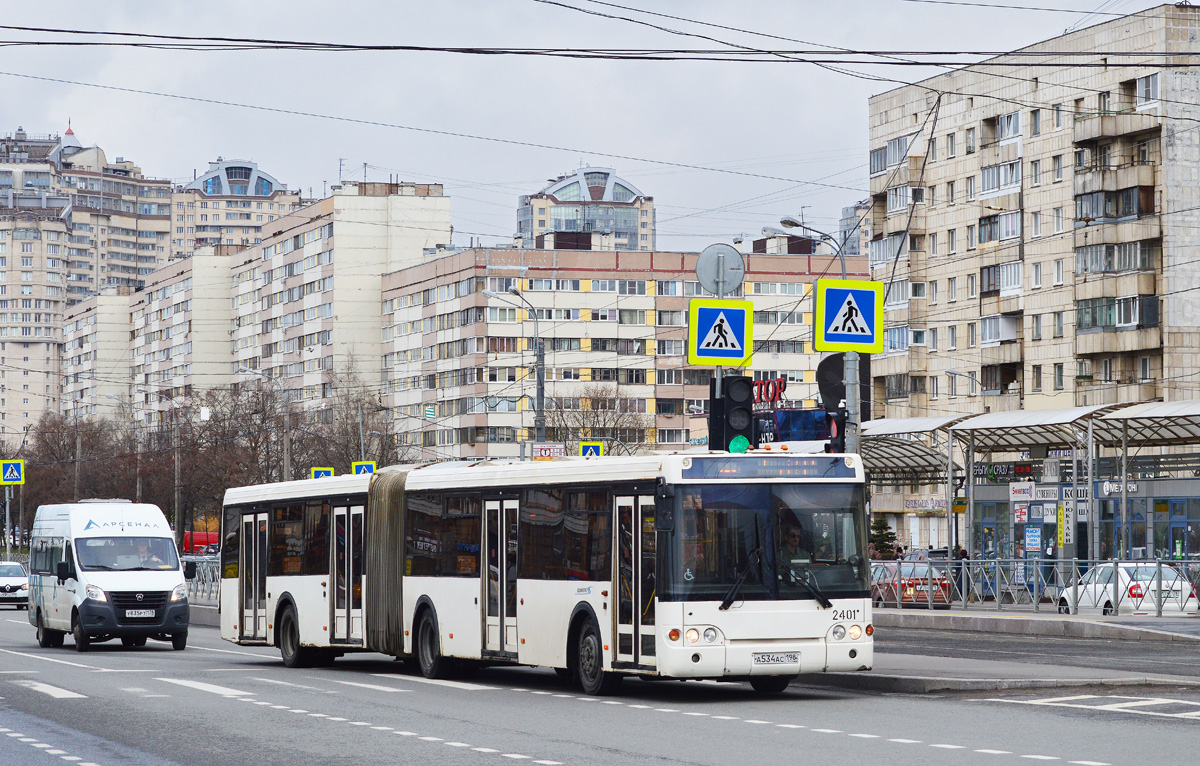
[655,482,675,532]
[184,561,197,580]
[56,561,71,584]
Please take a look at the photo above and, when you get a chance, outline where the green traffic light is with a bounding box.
[728,435,750,453]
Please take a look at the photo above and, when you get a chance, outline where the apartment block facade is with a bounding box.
[517,168,655,251]
[380,246,864,461]
[171,159,301,259]
[865,5,1200,547]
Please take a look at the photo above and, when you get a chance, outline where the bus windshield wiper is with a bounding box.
[788,566,833,609]
[720,517,763,611]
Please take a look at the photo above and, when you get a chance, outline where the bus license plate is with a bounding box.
[125,609,154,618]
[753,652,798,665]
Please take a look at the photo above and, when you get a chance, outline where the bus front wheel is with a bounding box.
[417,610,448,679]
[576,620,620,696]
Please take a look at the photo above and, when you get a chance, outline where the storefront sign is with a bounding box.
[1033,486,1059,502]
[1009,482,1034,503]
[1025,525,1042,552]
[1057,503,1074,547]
[754,377,787,404]
[1014,503,1029,524]
[953,498,968,514]
[1030,503,1044,519]
[1100,481,1138,496]
[903,497,948,510]
[1042,458,1060,484]
[1062,487,1091,500]
[1076,501,1089,519]
[973,462,1034,482]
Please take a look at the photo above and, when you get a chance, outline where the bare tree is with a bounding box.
[545,383,653,455]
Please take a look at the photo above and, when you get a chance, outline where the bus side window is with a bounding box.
[442,496,480,576]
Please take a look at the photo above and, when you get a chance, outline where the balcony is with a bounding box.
[1075,326,1161,356]
[1073,110,1162,142]
[1074,162,1156,195]
[982,390,1023,412]
[868,155,924,196]
[1074,215,1162,245]
[980,341,1022,366]
[1074,271,1156,302]
[1074,379,1158,407]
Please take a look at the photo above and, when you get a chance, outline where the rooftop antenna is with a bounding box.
[363,162,367,182]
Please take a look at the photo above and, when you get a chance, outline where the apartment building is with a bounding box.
[380,245,864,461]
[865,4,1200,548]
[63,288,134,419]
[517,168,655,251]
[171,159,301,259]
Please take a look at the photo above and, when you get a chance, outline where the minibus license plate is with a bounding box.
[125,609,154,618]
[753,652,798,665]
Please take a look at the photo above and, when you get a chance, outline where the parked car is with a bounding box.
[1057,563,1199,616]
[201,544,218,556]
[871,561,953,609]
[903,548,950,561]
[0,561,28,609]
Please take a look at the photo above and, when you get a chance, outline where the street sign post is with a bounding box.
[687,298,753,367]
[311,467,334,479]
[813,278,885,353]
[351,461,376,475]
[0,460,24,485]
[695,243,745,296]
[579,442,604,457]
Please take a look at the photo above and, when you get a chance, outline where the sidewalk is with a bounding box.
[873,607,1200,642]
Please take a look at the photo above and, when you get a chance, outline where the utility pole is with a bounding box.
[358,401,366,462]
[173,409,183,548]
[238,367,291,481]
[73,425,81,502]
[483,288,546,443]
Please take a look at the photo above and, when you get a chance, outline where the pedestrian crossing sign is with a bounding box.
[814,278,885,353]
[0,459,23,485]
[310,467,334,479]
[579,442,604,457]
[351,461,376,475]
[687,298,753,367]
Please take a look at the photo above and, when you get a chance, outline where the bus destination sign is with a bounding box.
[681,455,856,480]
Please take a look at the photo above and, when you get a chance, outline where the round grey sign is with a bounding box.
[695,243,746,296]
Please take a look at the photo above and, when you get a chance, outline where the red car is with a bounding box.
[872,562,953,609]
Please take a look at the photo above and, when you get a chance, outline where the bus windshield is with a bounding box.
[76,537,180,572]
[662,483,868,602]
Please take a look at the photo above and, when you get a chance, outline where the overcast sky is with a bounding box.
[0,0,1162,251]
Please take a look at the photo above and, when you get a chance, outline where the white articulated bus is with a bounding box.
[220,453,873,694]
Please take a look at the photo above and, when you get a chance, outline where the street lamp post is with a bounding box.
[483,288,546,444]
[0,425,28,560]
[238,367,292,481]
[138,388,185,548]
[779,217,859,455]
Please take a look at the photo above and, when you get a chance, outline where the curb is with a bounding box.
[190,604,219,628]
[801,673,1200,694]
[873,610,1200,643]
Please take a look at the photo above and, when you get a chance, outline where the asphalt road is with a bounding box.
[877,626,1200,679]
[0,612,1195,766]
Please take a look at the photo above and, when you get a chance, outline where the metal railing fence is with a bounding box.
[870,558,1200,617]
[182,557,220,606]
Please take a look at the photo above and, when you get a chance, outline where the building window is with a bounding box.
[930,232,938,256]
[948,277,957,302]
[930,375,939,397]
[929,280,938,304]
[929,136,937,161]
[1054,103,1063,128]
[1053,155,1064,181]
[929,327,938,351]
[947,133,956,157]
[967,225,977,250]
[968,321,978,347]
[1054,259,1064,285]
[1031,211,1042,237]
[947,229,957,253]
[1139,355,1152,381]
[1032,364,1042,392]
[1030,109,1041,136]
[1136,74,1159,106]
[1053,311,1064,338]
[1054,363,1064,390]
[998,111,1021,140]
[946,180,955,204]
[967,176,977,200]
[1032,314,1042,341]
[968,274,977,298]
[948,372,957,397]
[1053,207,1064,233]
[966,127,976,154]
[948,325,958,349]
[1033,262,1042,288]
[1030,159,1041,186]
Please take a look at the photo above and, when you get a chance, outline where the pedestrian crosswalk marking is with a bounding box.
[10,680,85,699]
[982,693,1200,721]
[699,311,742,351]
[156,678,253,697]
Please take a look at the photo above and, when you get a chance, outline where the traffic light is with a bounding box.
[709,375,754,453]
[825,409,847,453]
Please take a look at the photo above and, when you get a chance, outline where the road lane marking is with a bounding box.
[1021,757,1060,761]
[849,734,880,738]
[324,679,410,693]
[1068,762,1110,765]
[0,648,102,671]
[156,678,253,696]
[194,645,278,658]
[501,755,530,760]
[10,680,85,699]
[419,736,443,741]
[744,719,770,724]
[889,738,921,743]
[0,671,36,674]
[473,748,499,753]
[533,761,563,765]
[776,724,804,729]
[975,749,1013,755]
[370,673,495,691]
[445,742,471,747]
[812,729,842,733]
[931,744,966,749]
[250,677,330,692]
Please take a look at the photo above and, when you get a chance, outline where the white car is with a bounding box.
[1057,563,1199,616]
[0,561,29,609]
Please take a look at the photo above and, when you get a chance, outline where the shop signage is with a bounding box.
[1014,503,1029,524]
[1057,503,1074,547]
[1042,458,1060,484]
[1062,487,1091,500]
[903,497,948,510]
[754,377,787,404]
[1100,481,1138,496]
[973,462,1034,481]
[1025,526,1042,552]
[1030,503,1044,519]
[1033,486,1059,501]
[1009,482,1034,503]
[953,498,968,514]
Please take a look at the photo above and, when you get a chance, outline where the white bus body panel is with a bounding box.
[515,580,610,669]
[274,575,331,648]
[402,576,482,659]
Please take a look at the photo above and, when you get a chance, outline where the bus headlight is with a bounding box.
[685,628,700,644]
[169,583,188,603]
[848,625,862,640]
[703,628,718,643]
[84,585,107,603]
[831,624,846,640]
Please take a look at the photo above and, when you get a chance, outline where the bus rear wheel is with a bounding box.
[279,607,311,667]
[576,620,620,696]
[750,676,793,694]
[417,610,448,679]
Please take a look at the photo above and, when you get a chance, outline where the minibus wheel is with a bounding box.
[36,611,63,648]
[576,619,620,696]
[72,617,89,653]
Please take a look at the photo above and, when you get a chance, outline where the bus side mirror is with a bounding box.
[184,561,197,581]
[655,482,675,532]
[56,561,71,583]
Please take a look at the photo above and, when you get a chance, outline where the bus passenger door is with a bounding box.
[331,505,365,644]
[614,495,657,667]
[240,512,268,641]
[484,499,518,656]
